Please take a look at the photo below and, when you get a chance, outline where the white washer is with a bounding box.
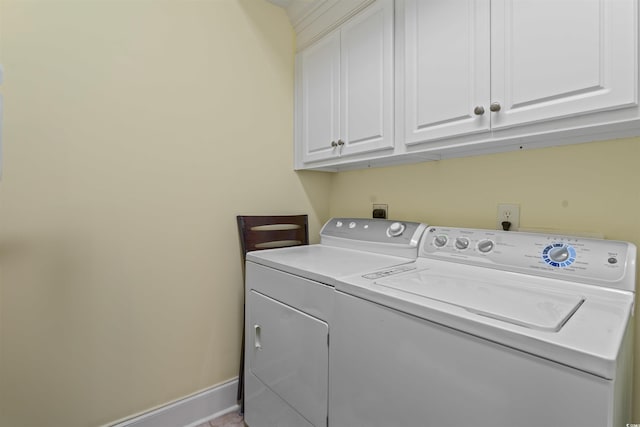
[332,226,635,427]
[243,218,427,427]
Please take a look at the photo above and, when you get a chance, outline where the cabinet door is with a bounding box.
[340,0,395,156]
[491,0,638,129]
[249,291,329,427]
[298,30,341,163]
[404,0,491,145]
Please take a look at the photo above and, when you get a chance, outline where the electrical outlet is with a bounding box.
[372,204,388,219]
[497,204,520,231]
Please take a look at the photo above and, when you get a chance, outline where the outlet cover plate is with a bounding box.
[497,203,520,231]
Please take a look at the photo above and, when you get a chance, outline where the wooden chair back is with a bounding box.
[237,214,309,260]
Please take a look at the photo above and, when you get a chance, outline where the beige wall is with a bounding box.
[0,1,331,426]
[329,137,640,418]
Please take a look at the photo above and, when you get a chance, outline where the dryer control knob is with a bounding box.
[387,222,405,237]
[455,237,470,250]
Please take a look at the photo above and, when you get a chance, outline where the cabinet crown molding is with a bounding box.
[265,0,374,50]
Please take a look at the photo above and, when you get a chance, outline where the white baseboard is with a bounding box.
[108,378,240,427]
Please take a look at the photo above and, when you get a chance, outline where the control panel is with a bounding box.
[320,218,428,259]
[421,226,636,291]
[321,218,425,245]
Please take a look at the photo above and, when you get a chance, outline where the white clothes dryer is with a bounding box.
[331,226,635,427]
[243,218,427,427]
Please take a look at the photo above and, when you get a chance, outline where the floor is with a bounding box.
[195,411,246,427]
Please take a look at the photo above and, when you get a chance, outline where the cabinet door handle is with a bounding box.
[490,102,501,112]
[474,106,485,115]
[254,324,262,350]
[337,139,345,146]
[331,141,338,147]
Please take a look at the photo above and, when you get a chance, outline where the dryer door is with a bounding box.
[249,290,328,427]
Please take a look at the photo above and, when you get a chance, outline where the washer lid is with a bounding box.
[377,269,584,332]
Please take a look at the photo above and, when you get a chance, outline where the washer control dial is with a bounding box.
[549,247,569,262]
[433,235,448,247]
[542,243,576,268]
[387,222,405,237]
[455,237,470,250]
[477,239,494,253]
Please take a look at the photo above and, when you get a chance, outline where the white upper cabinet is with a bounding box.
[294,0,638,170]
[340,1,394,156]
[404,0,491,144]
[298,31,341,163]
[296,0,394,167]
[403,0,638,148]
[491,0,637,129]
